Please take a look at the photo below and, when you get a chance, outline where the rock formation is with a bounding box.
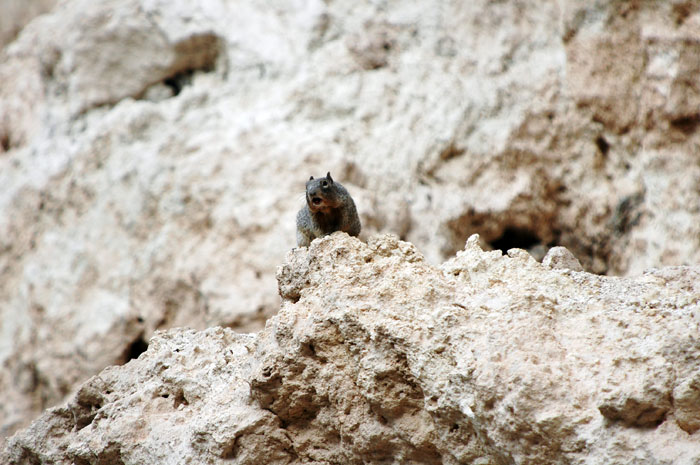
[4,233,700,464]
[1,0,699,450]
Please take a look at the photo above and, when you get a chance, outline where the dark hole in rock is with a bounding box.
[488,227,542,254]
[670,114,700,135]
[163,70,194,96]
[1,132,10,151]
[595,135,610,156]
[146,32,223,99]
[122,335,149,363]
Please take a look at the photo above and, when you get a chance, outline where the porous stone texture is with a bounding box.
[0,0,56,49]
[2,0,700,447]
[3,234,699,464]
[543,246,584,272]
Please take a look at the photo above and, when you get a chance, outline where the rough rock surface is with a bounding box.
[3,233,700,464]
[2,0,700,446]
[542,246,584,272]
[0,0,56,48]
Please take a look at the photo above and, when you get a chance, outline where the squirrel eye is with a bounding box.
[322,181,328,187]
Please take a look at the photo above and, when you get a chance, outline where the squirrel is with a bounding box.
[296,172,361,247]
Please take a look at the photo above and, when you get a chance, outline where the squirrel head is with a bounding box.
[305,172,341,213]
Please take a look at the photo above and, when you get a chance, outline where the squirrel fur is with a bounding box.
[296,172,361,247]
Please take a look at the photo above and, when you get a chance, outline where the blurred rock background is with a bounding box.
[1,0,698,446]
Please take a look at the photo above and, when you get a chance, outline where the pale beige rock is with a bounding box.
[673,369,700,434]
[2,0,700,448]
[0,0,56,49]
[0,0,224,149]
[543,246,584,272]
[3,234,700,464]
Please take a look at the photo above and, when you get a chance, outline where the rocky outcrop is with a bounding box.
[1,0,700,446]
[3,234,699,464]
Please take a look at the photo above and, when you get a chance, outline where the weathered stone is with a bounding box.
[674,369,700,434]
[543,246,584,272]
[3,234,699,464]
[0,0,56,49]
[2,0,700,449]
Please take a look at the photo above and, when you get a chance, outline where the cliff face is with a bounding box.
[4,233,700,464]
[1,0,699,452]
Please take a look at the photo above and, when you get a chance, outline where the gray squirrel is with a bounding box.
[296,172,361,247]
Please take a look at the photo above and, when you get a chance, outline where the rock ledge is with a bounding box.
[3,233,700,464]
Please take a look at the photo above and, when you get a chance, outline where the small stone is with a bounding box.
[674,370,700,434]
[542,246,584,272]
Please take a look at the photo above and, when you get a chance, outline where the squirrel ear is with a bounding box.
[309,176,314,180]
[326,172,333,183]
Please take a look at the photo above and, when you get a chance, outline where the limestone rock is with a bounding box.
[674,369,700,434]
[4,234,700,464]
[0,0,56,49]
[2,0,700,447]
[543,246,584,272]
[0,0,225,148]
